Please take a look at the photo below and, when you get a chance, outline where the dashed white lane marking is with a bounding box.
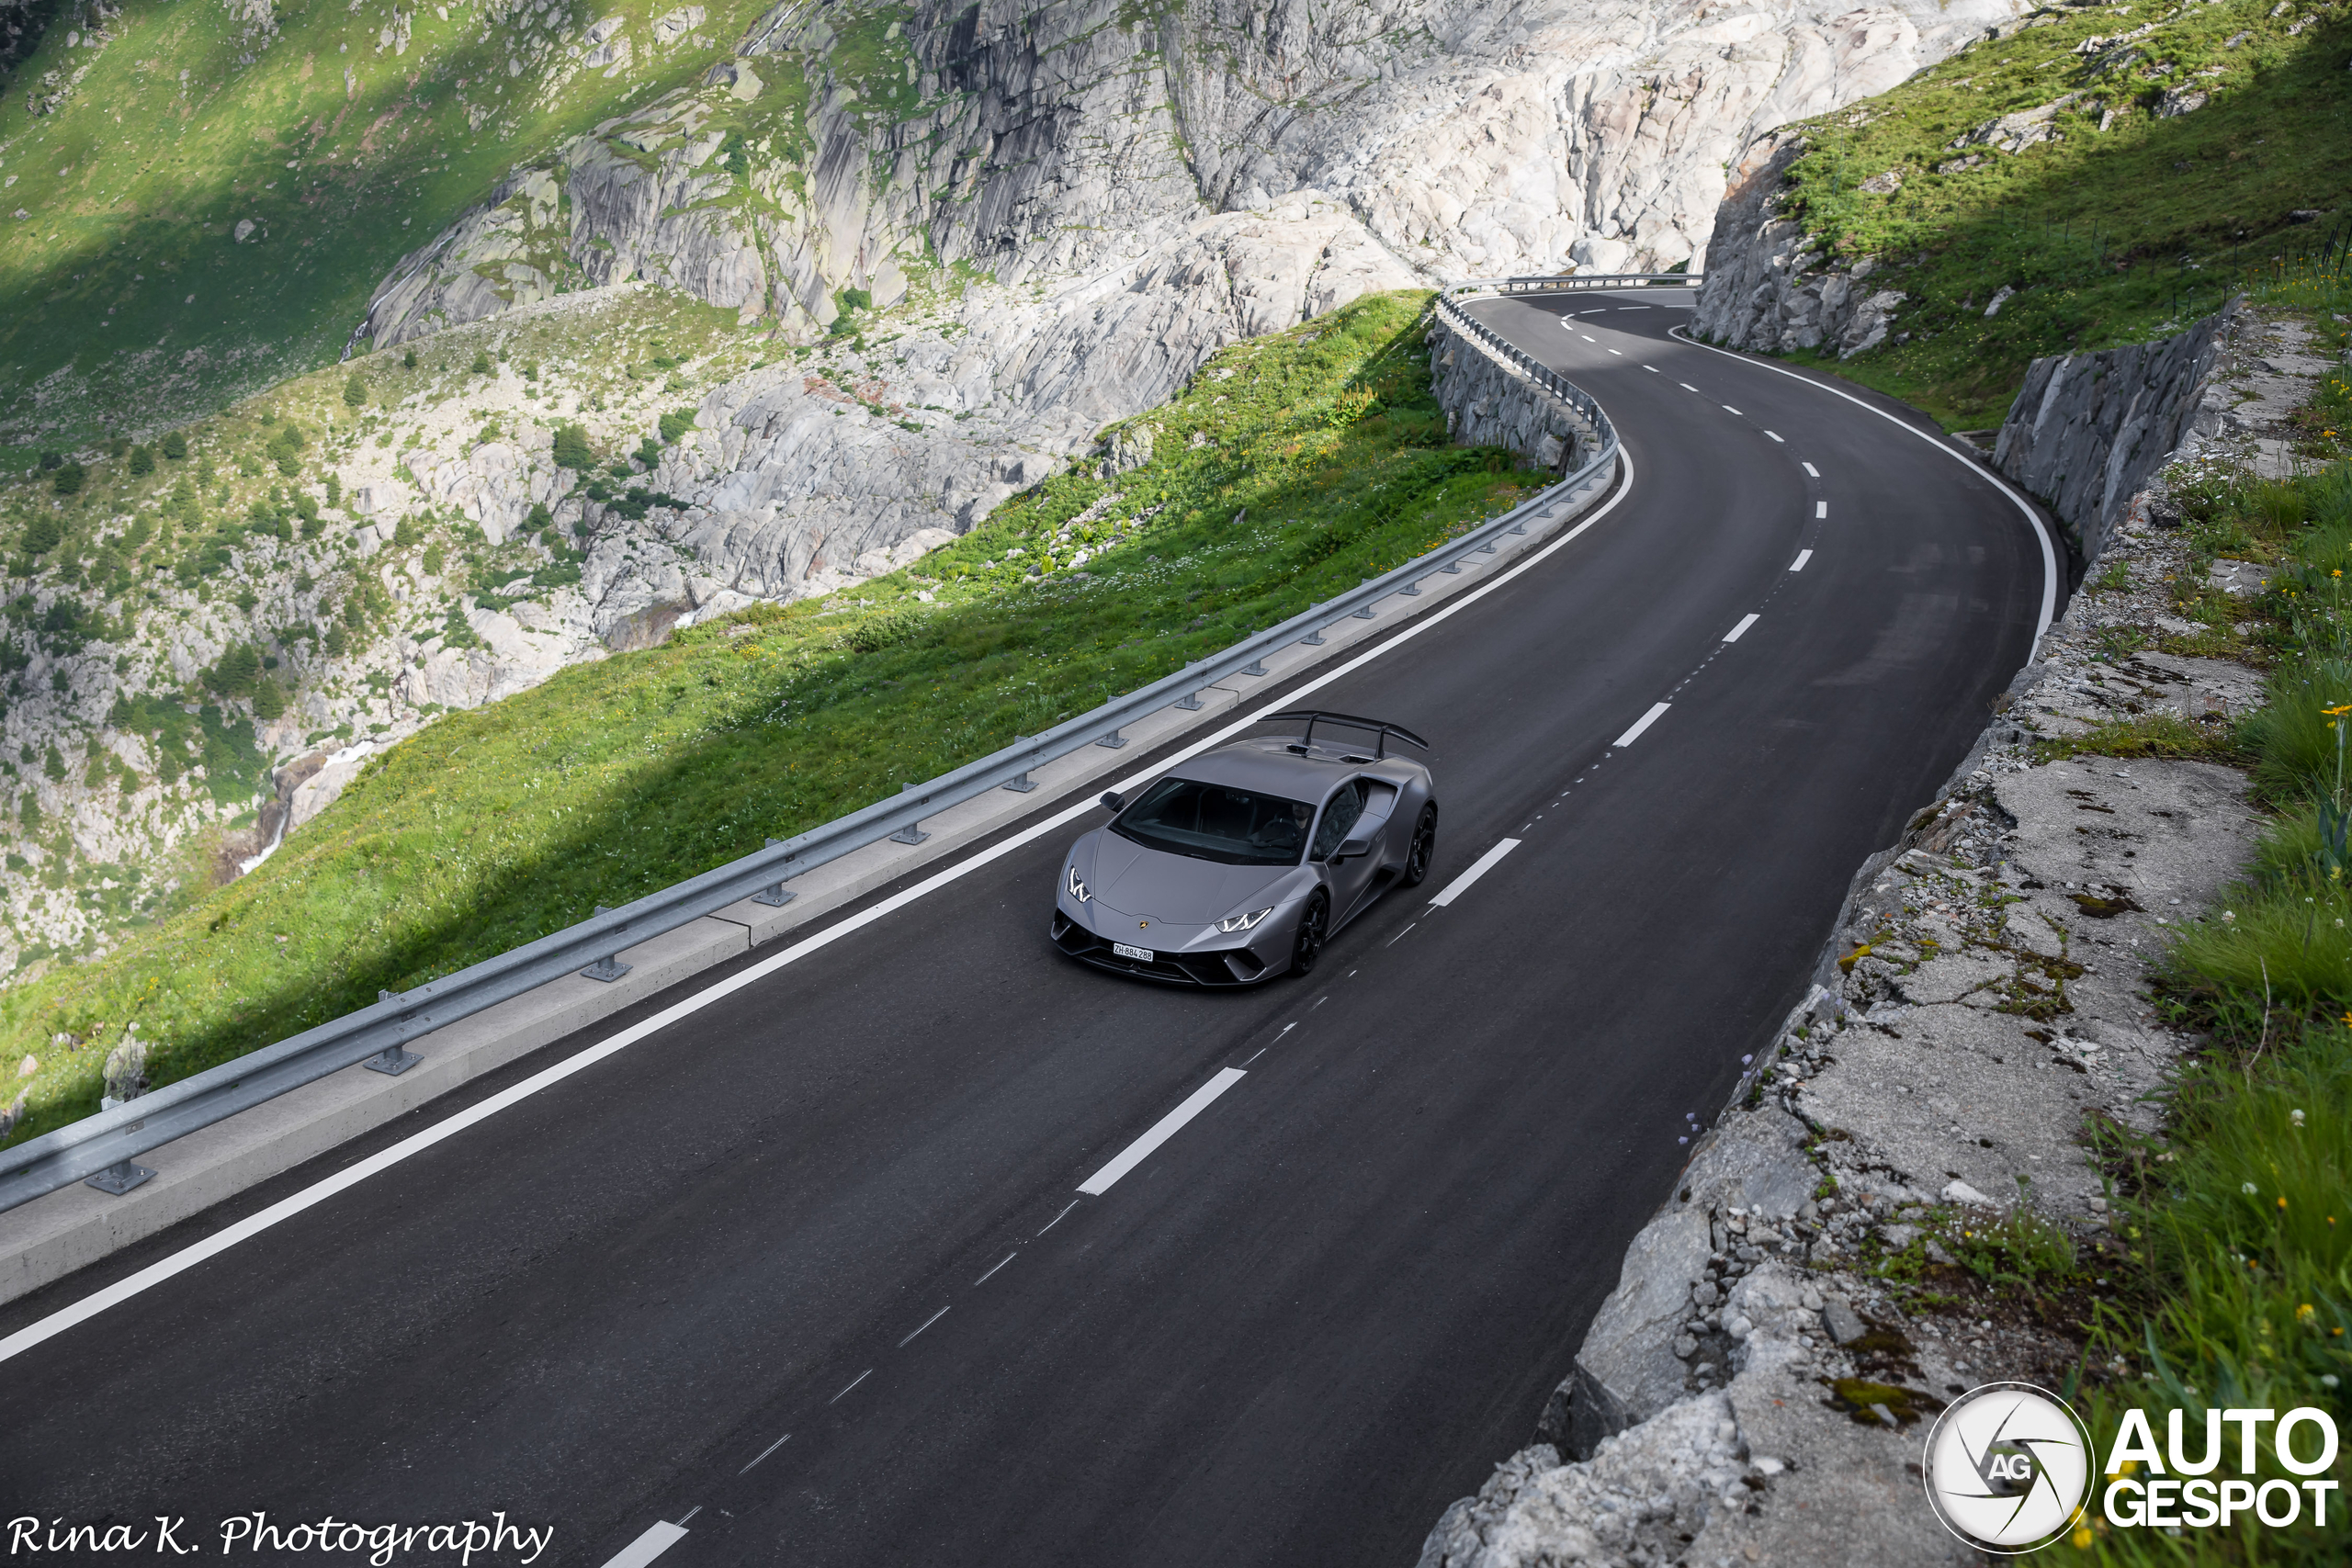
[1764,430,1783,442]
[600,1520,688,1568]
[1723,405,1742,414]
[1619,305,1652,310]
[1077,1068,1250,1196]
[1581,335,1597,343]
[1608,348,1623,355]
[1679,382,1699,392]
[1644,365,1659,373]
[898,1305,951,1348]
[1428,839,1521,908]
[1036,1200,1080,1235]
[1612,703,1672,749]
[974,1252,1017,1286]
[1802,462,1820,477]
[0,394,1646,1374]
[829,1369,873,1404]
[1815,501,1827,518]
[1791,549,1814,571]
[1670,322,2059,652]
[738,1433,792,1475]
[1724,614,1760,643]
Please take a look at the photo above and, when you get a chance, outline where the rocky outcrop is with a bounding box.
[1428,308,1600,473]
[1690,130,1906,357]
[1992,305,2235,562]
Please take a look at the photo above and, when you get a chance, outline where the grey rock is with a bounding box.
[1818,1298,1868,1346]
[1993,305,2236,562]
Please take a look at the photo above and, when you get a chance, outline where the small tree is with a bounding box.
[322,472,343,509]
[252,679,287,722]
[658,408,697,445]
[392,515,424,548]
[525,502,553,533]
[127,445,154,476]
[551,423,594,470]
[471,349,493,375]
[344,373,368,409]
[401,347,418,369]
[51,462,85,496]
[23,517,61,555]
[160,431,188,461]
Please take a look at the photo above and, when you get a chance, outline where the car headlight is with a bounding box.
[1217,906,1276,933]
[1067,863,1091,903]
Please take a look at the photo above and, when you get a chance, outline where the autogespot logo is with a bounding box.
[1921,1382,2094,1553]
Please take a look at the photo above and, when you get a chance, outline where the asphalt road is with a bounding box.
[0,293,2054,1567]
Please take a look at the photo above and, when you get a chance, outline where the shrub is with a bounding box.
[202,645,261,699]
[23,517,61,556]
[252,679,287,722]
[37,451,61,471]
[525,502,552,533]
[471,350,493,375]
[401,347,418,369]
[658,408,697,445]
[322,473,342,509]
[391,516,423,548]
[51,463,85,496]
[160,431,187,461]
[126,446,154,476]
[344,374,368,409]
[632,435,663,469]
[421,543,445,575]
[551,423,594,470]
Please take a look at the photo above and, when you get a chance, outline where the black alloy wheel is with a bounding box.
[1400,804,1438,887]
[1288,890,1329,977]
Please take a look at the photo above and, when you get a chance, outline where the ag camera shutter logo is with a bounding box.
[1921,1382,2094,1553]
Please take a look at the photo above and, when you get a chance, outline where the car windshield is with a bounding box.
[1112,778,1315,866]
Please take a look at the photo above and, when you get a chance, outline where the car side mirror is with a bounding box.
[1100,791,1125,812]
[1334,835,1373,861]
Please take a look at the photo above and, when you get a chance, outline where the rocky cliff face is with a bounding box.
[1688,130,1908,358]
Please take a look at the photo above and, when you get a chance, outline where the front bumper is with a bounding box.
[1050,910,1278,986]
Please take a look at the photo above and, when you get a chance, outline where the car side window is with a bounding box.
[1311,780,1366,861]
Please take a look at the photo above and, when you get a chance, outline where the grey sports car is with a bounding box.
[1050,712,1438,985]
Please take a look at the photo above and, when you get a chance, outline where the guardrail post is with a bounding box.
[889,785,932,844]
[1094,729,1127,750]
[85,1158,155,1195]
[580,908,634,982]
[1001,741,1040,792]
[1478,540,1498,555]
[362,989,425,1075]
[752,838,797,906]
[1399,580,1421,596]
[1351,604,1377,620]
[1238,659,1268,676]
[1300,628,1325,646]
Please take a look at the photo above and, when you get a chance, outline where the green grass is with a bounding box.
[2056,457,2352,1562]
[1726,0,2352,429]
[0,289,1546,1147]
[0,0,851,446]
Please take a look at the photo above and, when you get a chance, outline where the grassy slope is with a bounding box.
[2055,447,2352,1563]
[1746,0,2352,429]
[0,0,801,450]
[0,289,1543,1146]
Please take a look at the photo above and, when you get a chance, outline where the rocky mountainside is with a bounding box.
[0,0,2019,977]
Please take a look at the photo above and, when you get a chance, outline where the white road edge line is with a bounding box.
[1723,614,1760,643]
[1076,1068,1249,1196]
[0,441,1642,1370]
[1802,462,1820,478]
[1612,703,1671,749]
[599,1520,688,1568]
[1669,325,2059,652]
[1790,550,1813,571]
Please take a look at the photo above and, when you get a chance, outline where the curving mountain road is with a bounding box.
[0,292,2055,1567]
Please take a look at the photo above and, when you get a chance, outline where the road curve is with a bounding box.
[0,292,2054,1568]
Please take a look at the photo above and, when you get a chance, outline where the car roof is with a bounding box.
[1169,738,1423,802]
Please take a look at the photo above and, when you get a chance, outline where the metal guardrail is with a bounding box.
[0,293,1622,1215]
[1473,272,1701,297]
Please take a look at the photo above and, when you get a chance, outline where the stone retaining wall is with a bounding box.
[1427,310,1595,474]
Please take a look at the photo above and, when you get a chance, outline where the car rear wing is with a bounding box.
[1264,711,1431,760]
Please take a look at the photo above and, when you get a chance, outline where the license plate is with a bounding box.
[1112,942,1155,963]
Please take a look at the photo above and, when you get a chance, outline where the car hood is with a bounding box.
[1082,829,1295,925]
